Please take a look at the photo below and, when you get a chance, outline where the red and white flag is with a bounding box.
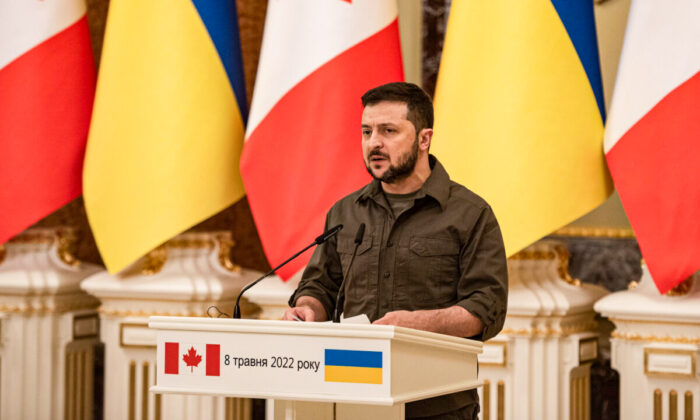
[240,0,404,279]
[164,342,220,377]
[0,0,96,244]
[604,0,700,293]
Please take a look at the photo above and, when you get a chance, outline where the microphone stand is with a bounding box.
[233,225,343,319]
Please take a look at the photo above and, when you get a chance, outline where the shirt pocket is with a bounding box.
[403,235,460,306]
[337,233,374,302]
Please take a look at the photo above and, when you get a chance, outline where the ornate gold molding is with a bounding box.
[508,249,556,260]
[611,330,700,344]
[0,296,99,315]
[140,233,241,275]
[665,277,694,297]
[508,245,581,286]
[0,244,5,266]
[141,245,167,275]
[552,226,635,238]
[501,320,597,337]
[554,246,582,287]
[57,229,81,267]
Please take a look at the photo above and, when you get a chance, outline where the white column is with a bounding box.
[0,228,102,420]
[81,232,262,420]
[477,240,608,420]
[595,265,700,420]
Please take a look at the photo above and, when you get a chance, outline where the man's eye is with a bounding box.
[362,130,371,136]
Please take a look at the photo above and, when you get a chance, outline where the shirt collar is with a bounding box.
[356,154,450,210]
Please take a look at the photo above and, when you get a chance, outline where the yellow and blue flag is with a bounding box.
[84,0,247,272]
[432,1,612,256]
[324,349,383,385]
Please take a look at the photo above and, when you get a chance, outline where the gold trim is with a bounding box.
[73,313,99,340]
[129,362,136,420]
[0,244,5,266]
[120,323,156,349]
[670,390,678,420]
[644,348,697,378]
[216,233,241,273]
[142,245,167,276]
[483,380,491,420]
[142,363,150,420]
[685,391,693,420]
[552,226,635,238]
[579,337,598,364]
[666,277,694,297]
[56,229,80,267]
[654,389,662,420]
[155,393,162,420]
[612,330,700,344]
[554,246,581,287]
[508,249,556,260]
[501,320,597,338]
[497,381,505,420]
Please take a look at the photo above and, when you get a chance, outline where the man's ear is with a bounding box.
[419,128,433,151]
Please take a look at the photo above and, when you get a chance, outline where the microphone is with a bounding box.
[233,224,343,319]
[315,224,343,244]
[332,223,365,323]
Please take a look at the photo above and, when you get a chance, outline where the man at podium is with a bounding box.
[284,82,508,420]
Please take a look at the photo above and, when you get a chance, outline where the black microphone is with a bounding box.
[233,224,343,319]
[333,223,365,323]
[315,224,343,244]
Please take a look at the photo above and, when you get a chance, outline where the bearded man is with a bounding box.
[283,82,508,420]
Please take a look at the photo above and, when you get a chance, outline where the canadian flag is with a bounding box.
[164,342,220,376]
[240,0,404,279]
[604,0,700,293]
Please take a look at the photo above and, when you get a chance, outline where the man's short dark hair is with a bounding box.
[361,82,434,132]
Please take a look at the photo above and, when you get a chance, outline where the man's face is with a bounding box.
[361,101,419,184]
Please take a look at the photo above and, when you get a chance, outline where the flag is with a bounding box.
[604,1,700,293]
[324,349,383,384]
[432,0,612,257]
[83,0,248,273]
[0,0,95,243]
[240,0,404,279]
[164,342,220,376]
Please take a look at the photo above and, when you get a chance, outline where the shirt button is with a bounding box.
[384,272,390,278]
[387,241,394,247]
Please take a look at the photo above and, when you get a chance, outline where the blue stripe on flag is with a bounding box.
[325,349,382,368]
[190,0,248,122]
[549,0,606,121]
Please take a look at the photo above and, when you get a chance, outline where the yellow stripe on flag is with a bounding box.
[325,366,383,384]
[83,0,246,272]
[432,0,612,256]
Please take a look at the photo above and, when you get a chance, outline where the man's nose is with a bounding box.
[367,131,383,148]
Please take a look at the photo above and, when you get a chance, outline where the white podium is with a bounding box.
[149,316,482,419]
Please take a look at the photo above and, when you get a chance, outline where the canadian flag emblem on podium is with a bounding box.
[164,342,220,376]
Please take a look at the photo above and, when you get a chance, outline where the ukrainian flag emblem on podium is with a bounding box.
[324,349,383,385]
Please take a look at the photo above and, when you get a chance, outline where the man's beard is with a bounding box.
[365,136,419,184]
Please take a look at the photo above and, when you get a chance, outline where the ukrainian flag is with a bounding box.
[324,349,383,385]
[432,1,612,256]
[84,0,247,272]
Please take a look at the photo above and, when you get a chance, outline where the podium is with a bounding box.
[149,316,482,419]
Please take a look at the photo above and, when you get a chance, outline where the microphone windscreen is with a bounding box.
[354,223,366,245]
[315,224,343,244]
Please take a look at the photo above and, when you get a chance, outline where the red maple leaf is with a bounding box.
[182,347,202,373]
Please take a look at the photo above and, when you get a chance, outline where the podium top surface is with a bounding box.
[149,316,482,353]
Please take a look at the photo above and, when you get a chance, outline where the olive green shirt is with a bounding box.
[290,155,508,417]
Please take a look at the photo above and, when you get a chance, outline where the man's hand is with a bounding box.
[282,296,327,322]
[373,310,427,329]
[373,306,483,337]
